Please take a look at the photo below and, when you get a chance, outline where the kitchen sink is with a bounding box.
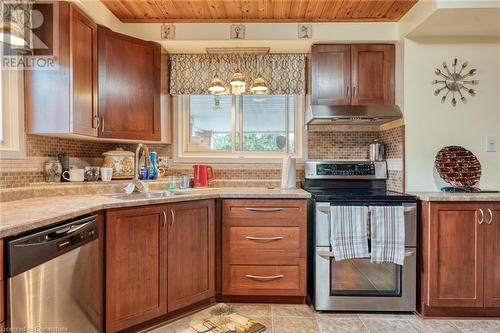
[109,191,183,200]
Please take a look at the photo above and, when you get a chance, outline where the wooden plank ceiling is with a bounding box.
[101,0,418,23]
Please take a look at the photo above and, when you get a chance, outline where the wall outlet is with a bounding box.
[486,136,497,152]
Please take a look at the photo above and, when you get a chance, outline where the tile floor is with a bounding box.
[150,304,500,333]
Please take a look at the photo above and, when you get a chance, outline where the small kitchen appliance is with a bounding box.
[304,160,417,311]
[193,164,214,187]
[369,139,386,161]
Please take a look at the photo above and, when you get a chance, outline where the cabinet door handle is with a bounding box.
[478,208,485,224]
[94,116,100,129]
[346,86,350,98]
[352,86,357,97]
[486,209,493,225]
[245,274,284,281]
[161,211,167,227]
[245,236,284,241]
[245,207,284,212]
[100,117,105,132]
[169,209,175,227]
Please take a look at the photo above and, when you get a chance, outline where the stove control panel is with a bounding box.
[305,161,387,179]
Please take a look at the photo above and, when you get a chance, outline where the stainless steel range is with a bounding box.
[304,160,417,312]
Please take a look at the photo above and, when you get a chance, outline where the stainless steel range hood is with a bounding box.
[306,104,403,126]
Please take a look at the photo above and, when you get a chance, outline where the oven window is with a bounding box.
[330,259,402,296]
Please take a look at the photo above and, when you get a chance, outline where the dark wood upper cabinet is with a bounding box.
[98,26,161,141]
[484,207,500,307]
[106,205,168,333]
[310,44,395,106]
[167,200,215,311]
[351,44,395,105]
[311,45,351,105]
[25,2,98,136]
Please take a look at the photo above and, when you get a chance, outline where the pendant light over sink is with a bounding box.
[207,52,269,96]
[208,74,226,94]
[229,70,246,95]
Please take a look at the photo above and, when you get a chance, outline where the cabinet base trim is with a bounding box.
[220,295,306,304]
[119,298,217,333]
[418,305,500,319]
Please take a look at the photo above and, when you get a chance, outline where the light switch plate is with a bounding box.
[486,136,497,152]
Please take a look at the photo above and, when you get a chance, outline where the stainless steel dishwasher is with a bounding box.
[6,215,101,333]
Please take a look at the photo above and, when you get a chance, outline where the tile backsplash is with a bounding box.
[1,125,404,191]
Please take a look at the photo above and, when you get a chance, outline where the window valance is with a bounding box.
[169,53,307,95]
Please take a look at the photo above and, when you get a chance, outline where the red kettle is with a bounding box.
[193,164,214,187]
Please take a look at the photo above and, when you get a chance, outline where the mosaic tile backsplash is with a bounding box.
[1,126,404,191]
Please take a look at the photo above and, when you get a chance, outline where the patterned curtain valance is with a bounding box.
[169,53,307,95]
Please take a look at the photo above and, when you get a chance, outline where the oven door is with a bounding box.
[312,201,417,311]
[314,246,416,311]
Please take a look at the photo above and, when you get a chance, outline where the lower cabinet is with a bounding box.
[419,201,500,317]
[106,200,215,332]
[222,199,307,298]
[167,200,215,311]
[484,205,500,307]
[106,204,168,333]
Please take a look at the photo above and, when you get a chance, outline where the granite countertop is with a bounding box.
[0,187,310,238]
[411,191,500,202]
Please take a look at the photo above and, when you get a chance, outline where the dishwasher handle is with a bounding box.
[44,221,94,241]
[6,215,99,277]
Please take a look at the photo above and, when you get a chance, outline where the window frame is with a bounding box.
[174,95,305,163]
[0,67,25,159]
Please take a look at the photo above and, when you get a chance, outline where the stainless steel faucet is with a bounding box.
[133,144,150,192]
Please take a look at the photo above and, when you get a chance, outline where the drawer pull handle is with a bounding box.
[245,274,284,280]
[245,236,284,241]
[245,207,284,212]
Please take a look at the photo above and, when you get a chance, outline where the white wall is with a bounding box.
[404,38,500,191]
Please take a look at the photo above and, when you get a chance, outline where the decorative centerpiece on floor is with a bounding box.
[183,305,266,333]
[435,145,481,192]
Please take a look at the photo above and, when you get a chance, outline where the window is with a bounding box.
[0,67,25,159]
[176,95,304,162]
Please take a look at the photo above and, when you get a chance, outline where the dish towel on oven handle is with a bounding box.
[370,205,405,265]
[330,206,370,260]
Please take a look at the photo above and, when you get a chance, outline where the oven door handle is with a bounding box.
[318,249,416,259]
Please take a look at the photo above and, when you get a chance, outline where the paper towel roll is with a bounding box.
[281,156,296,189]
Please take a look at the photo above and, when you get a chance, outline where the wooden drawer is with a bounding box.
[223,263,306,296]
[223,199,306,221]
[227,226,304,259]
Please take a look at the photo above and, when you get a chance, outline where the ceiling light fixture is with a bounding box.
[0,22,27,46]
[208,74,226,94]
[229,70,246,95]
[250,75,269,95]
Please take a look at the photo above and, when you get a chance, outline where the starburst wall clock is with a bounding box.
[432,58,479,106]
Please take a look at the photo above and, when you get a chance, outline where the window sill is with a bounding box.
[174,152,305,164]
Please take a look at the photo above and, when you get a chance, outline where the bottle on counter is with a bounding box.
[148,151,158,180]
